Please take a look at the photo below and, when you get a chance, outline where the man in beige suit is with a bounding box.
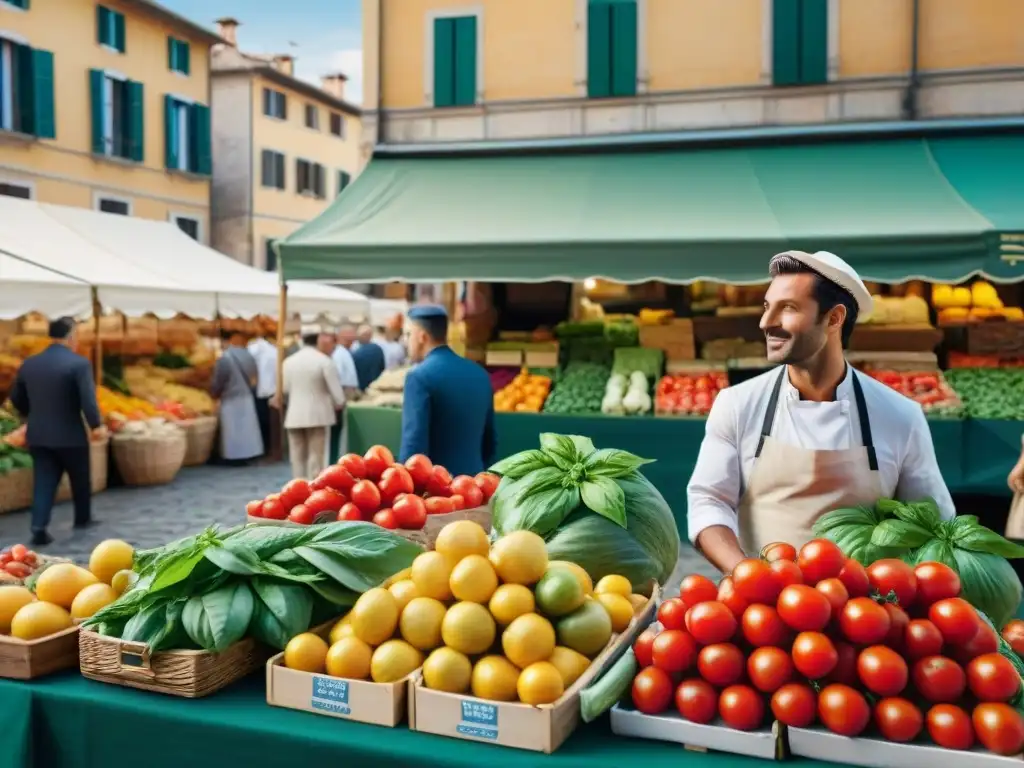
[280,327,345,479]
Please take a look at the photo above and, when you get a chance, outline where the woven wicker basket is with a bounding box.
[111,429,187,487]
[56,437,109,502]
[0,467,33,515]
[78,628,267,698]
[180,416,218,467]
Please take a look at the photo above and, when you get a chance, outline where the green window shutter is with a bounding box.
[772,0,801,86]
[13,44,34,135]
[587,2,612,98]
[164,94,178,168]
[89,69,105,154]
[127,80,144,161]
[30,49,55,139]
[453,16,477,106]
[114,12,126,53]
[180,41,190,75]
[97,6,108,45]
[167,37,175,70]
[191,103,211,175]
[610,1,637,97]
[799,0,828,85]
[433,18,455,108]
[338,170,351,196]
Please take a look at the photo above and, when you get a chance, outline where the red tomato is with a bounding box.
[717,577,749,619]
[837,558,871,598]
[840,597,891,645]
[741,604,790,647]
[651,630,698,674]
[747,647,793,693]
[816,578,849,616]
[404,454,433,489]
[461,484,484,509]
[474,471,500,501]
[797,539,845,584]
[973,702,1024,756]
[657,598,688,631]
[967,653,1020,703]
[0,552,11,567]
[378,465,415,503]
[9,544,29,563]
[792,632,838,680]
[929,598,981,645]
[697,643,745,687]
[777,584,832,632]
[825,641,859,686]
[913,562,961,607]
[955,620,1000,664]
[261,495,287,520]
[1002,619,1024,657]
[632,667,674,715]
[338,453,367,479]
[685,601,738,645]
[771,683,817,727]
[867,559,918,607]
[287,504,317,525]
[448,494,466,511]
[732,559,781,605]
[372,508,398,529]
[875,697,924,743]
[426,465,453,497]
[912,656,967,703]
[306,488,345,514]
[363,445,395,481]
[675,678,718,724]
[760,541,797,562]
[337,503,362,522]
[881,603,909,651]
[905,619,945,661]
[818,684,871,737]
[633,629,658,668]
[245,499,264,518]
[4,562,31,578]
[857,646,908,697]
[392,494,427,530]
[21,551,36,567]
[926,703,975,750]
[679,574,718,607]
[425,496,455,515]
[350,480,382,514]
[450,474,478,498]
[769,559,804,590]
[279,479,312,509]
[719,685,765,731]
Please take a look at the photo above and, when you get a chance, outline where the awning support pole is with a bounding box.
[90,286,102,388]
[273,271,288,463]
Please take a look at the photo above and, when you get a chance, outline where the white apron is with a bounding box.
[737,367,884,556]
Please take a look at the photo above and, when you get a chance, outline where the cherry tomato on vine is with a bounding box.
[867,559,918,607]
[697,643,745,688]
[904,619,944,661]
[718,685,765,731]
[792,632,838,680]
[875,697,924,743]
[632,667,674,715]
[741,604,790,648]
[771,682,817,727]
[912,656,967,703]
[633,629,657,668]
[838,558,871,598]
[1001,619,1024,657]
[797,539,846,584]
[675,678,718,724]
[769,559,804,591]
[840,597,891,645]
[929,598,981,645]
[732,559,781,605]
[926,703,975,750]
[686,601,737,645]
[913,562,961,607]
[747,647,793,693]
[761,541,797,562]
[777,584,832,632]
[818,684,871,737]
[651,630,698,674]
[966,653,1021,703]
[679,574,718,607]
[657,598,688,631]
[825,641,859,687]
[856,646,908,697]
[973,703,1024,756]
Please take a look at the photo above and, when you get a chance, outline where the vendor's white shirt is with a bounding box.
[247,338,277,399]
[331,345,359,388]
[686,366,956,544]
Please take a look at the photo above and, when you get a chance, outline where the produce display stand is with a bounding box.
[610,704,782,759]
[110,429,187,487]
[180,415,219,467]
[0,625,79,680]
[787,727,1021,768]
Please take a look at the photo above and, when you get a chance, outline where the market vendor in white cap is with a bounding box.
[687,250,955,573]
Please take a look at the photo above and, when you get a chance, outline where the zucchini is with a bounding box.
[580,648,637,723]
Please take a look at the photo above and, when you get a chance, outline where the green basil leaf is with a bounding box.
[949,516,980,538]
[489,449,554,479]
[580,477,627,529]
[812,506,879,536]
[148,548,209,593]
[953,526,1024,559]
[493,485,580,537]
[891,499,942,533]
[906,539,958,570]
[539,433,579,470]
[874,498,904,518]
[148,599,192,652]
[204,541,323,583]
[584,448,654,480]
[121,599,173,644]
[182,581,254,652]
[870,519,933,549]
[566,435,597,459]
[248,578,315,650]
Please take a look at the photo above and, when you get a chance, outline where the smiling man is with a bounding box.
[686,250,955,573]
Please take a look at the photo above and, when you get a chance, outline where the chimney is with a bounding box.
[273,54,295,77]
[216,17,239,46]
[321,73,348,100]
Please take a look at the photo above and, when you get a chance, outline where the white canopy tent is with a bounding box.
[367,298,409,327]
[0,251,92,320]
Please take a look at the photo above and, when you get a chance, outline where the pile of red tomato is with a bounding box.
[631,538,1024,756]
[246,444,500,531]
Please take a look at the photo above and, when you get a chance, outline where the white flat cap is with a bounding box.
[770,250,873,318]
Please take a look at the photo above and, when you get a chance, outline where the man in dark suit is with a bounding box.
[399,305,496,477]
[10,318,105,546]
[351,324,386,391]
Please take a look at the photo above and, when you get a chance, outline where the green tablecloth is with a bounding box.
[0,672,841,768]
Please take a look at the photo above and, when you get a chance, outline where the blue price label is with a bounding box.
[457,701,498,740]
[311,676,351,716]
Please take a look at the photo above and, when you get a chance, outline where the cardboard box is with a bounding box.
[408,584,660,753]
[787,726,1023,767]
[610,706,782,760]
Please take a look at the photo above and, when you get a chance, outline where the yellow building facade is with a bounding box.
[362,0,1024,146]
[210,19,362,271]
[0,0,217,239]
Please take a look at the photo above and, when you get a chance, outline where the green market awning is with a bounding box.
[279,136,1019,285]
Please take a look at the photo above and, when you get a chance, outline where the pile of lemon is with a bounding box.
[283,520,648,706]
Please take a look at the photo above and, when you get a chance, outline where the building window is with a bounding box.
[587,0,637,99]
[172,215,200,240]
[296,159,325,198]
[97,197,130,215]
[262,87,286,119]
[0,181,31,199]
[772,0,828,86]
[329,112,344,137]
[163,96,211,174]
[89,70,143,161]
[97,5,126,53]
[0,40,55,138]
[260,149,285,189]
[1,0,29,10]
[433,16,477,108]
[264,238,277,272]
[168,37,190,75]
[337,170,351,197]
[304,104,319,129]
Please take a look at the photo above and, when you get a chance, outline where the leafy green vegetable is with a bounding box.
[812,503,905,565]
[248,579,315,650]
[182,581,254,652]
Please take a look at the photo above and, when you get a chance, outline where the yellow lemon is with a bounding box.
[10,601,73,640]
[328,613,353,644]
[385,567,412,587]
[411,551,453,601]
[370,639,423,683]
[423,647,472,693]
[441,602,496,656]
[596,593,635,633]
[594,575,632,599]
[88,539,135,585]
[517,661,564,705]
[449,555,498,604]
[628,593,649,613]
[388,579,419,613]
[110,569,137,596]
[350,588,399,646]
[35,564,98,609]
[471,655,520,702]
[434,520,490,566]
[502,613,555,669]
[489,530,548,586]
[0,586,35,634]
[284,633,329,673]
[325,637,373,680]
[548,561,593,595]
[548,646,591,688]
[70,583,119,620]
[399,597,447,651]
[488,584,535,626]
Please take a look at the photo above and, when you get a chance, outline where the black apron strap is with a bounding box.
[850,371,879,471]
[755,367,787,458]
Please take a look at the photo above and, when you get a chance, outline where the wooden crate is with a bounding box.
[640,320,695,361]
[0,626,79,680]
[959,321,1024,357]
[847,324,944,353]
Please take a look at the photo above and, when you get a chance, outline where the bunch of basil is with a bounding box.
[813,499,1024,628]
[490,433,680,590]
[83,521,422,653]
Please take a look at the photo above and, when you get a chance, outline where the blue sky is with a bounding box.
[161,0,365,103]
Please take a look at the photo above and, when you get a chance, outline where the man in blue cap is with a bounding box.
[400,304,496,477]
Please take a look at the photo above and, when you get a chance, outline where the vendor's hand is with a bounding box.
[91,426,108,442]
[1010,460,1024,494]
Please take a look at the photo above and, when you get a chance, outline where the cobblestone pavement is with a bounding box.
[0,461,719,590]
